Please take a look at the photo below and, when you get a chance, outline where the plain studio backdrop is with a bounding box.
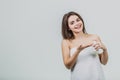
[0,0,120,80]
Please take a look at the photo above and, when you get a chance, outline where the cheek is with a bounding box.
[68,25,73,29]
[80,26,83,31]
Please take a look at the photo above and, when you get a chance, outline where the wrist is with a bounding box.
[76,49,81,53]
[103,48,107,53]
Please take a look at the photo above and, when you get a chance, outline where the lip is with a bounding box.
[74,24,82,29]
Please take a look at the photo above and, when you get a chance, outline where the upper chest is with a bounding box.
[69,35,98,48]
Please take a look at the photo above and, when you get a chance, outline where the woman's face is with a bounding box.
[68,15,83,33]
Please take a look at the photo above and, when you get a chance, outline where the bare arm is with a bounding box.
[99,49,108,65]
[61,39,92,69]
[61,40,80,69]
[96,35,109,65]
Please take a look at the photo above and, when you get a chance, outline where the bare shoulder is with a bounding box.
[61,39,70,48]
[90,34,99,38]
[62,39,69,44]
[88,34,101,41]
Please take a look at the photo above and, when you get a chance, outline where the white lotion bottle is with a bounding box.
[92,41,103,54]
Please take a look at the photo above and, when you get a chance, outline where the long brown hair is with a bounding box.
[61,11,87,39]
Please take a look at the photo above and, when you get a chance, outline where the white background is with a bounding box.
[0,0,120,80]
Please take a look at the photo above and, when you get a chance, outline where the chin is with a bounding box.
[75,29,83,33]
[74,31,82,33]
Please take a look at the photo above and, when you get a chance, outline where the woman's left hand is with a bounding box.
[92,41,107,52]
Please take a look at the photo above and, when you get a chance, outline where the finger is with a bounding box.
[77,44,82,50]
[97,41,101,46]
[94,44,99,50]
[95,44,101,50]
[86,44,92,47]
[93,43,98,47]
[83,44,91,49]
[89,42,93,46]
[93,42,99,47]
[95,46,101,51]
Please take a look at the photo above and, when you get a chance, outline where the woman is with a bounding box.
[61,11,108,80]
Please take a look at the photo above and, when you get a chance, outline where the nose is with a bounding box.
[74,25,78,28]
[74,23,80,27]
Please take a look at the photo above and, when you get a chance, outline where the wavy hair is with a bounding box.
[61,11,87,39]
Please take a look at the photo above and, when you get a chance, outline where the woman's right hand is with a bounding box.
[77,42,92,53]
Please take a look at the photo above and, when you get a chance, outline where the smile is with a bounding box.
[74,24,82,29]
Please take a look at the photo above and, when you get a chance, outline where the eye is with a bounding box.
[70,21,74,25]
[76,18,80,22]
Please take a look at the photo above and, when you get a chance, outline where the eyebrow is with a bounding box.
[76,17,80,20]
[70,21,74,23]
[69,21,74,24]
[69,18,80,22]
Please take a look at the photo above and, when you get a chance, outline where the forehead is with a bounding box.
[68,15,79,22]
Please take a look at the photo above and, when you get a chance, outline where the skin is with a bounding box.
[61,15,108,69]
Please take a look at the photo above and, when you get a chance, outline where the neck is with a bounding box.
[73,31,87,40]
